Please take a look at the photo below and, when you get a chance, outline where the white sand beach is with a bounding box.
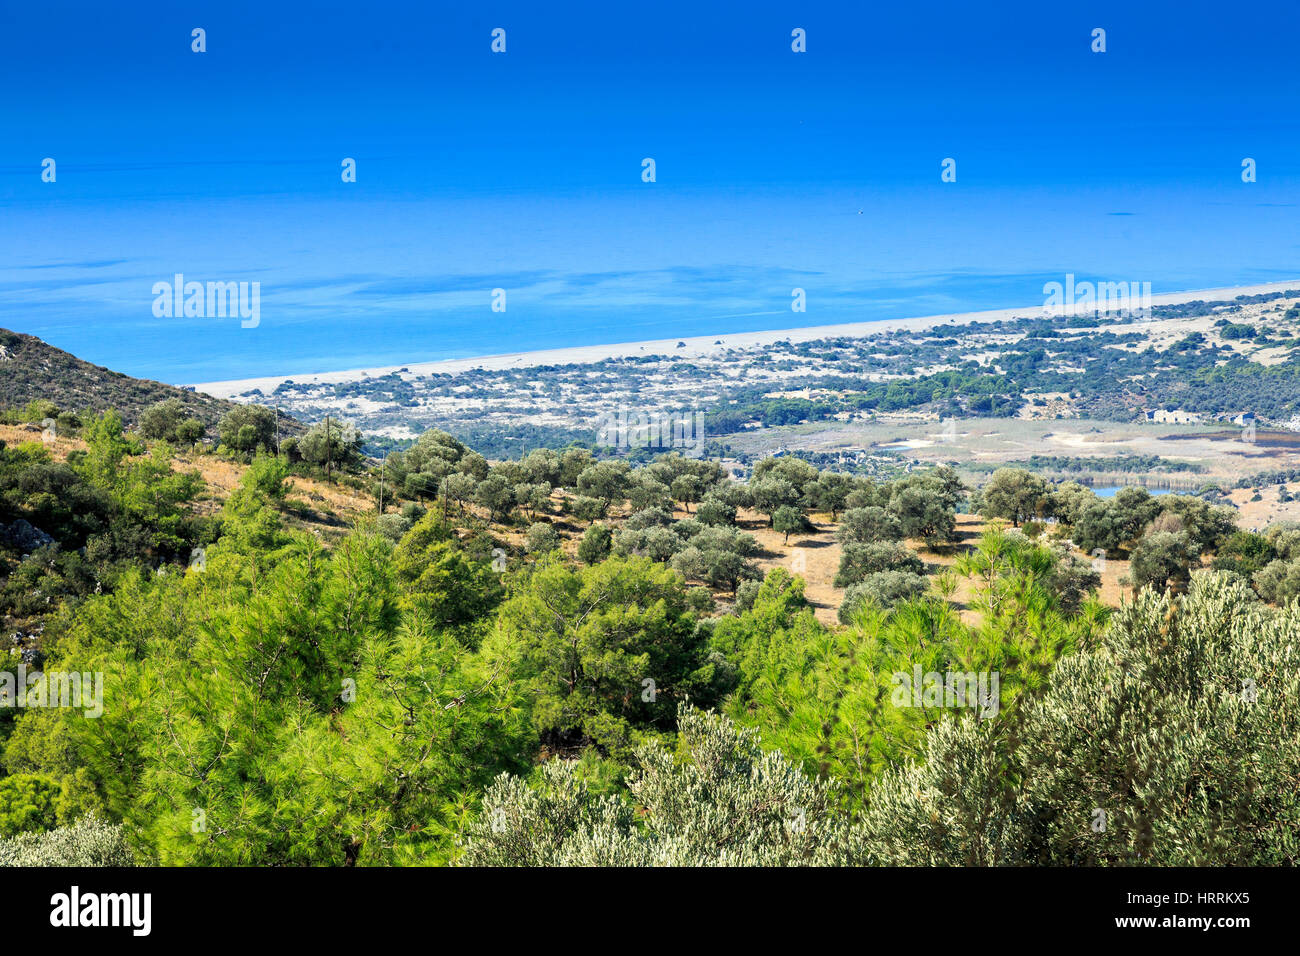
[192,279,1300,399]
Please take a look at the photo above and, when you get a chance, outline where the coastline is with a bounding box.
[191,279,1300,400]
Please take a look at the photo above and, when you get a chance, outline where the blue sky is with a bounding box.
[2,0,1298,382]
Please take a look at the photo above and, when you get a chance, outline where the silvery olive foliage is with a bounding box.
[0,814,135,867]
[862,572,1300,865]
[466,571,1298,867]
[459,705,869,866]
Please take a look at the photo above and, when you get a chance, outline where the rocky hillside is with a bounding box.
[0,328,302,434]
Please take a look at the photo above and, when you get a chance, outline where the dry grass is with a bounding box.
[538,502,1139,628]
[1,424,377,539]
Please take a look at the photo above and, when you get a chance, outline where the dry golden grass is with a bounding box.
[1,424,377,539]
[537,502,1136,627]
[690,509,1137,626]
[741,507,842,625]
[0,423,79,458]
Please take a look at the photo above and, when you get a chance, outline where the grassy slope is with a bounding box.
[0,424,370,542]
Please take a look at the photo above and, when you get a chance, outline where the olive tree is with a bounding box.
[458,707,867,866]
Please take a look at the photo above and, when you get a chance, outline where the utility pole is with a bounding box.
[378,458,385,514]
[274,407,280,456]
[325,415,332,483]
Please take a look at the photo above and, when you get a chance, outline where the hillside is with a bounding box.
[0,328,304,436]
[3,358,1298,871]
[0,423,374,545]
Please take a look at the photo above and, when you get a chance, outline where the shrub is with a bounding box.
[218,404,276,454]
[835,542,924,587]
[835,506,901,545]
[861,574,1300,865]
[525,522,560,555]
[577,523,612,564]
[458,707,865,866]
[0,815,135,867]
[838,571,930,623]
[1129,530,1200,594]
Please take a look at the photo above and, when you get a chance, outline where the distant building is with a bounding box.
[1144,409,1202,424]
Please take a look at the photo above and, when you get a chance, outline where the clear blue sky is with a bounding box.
[2,0,1298,382]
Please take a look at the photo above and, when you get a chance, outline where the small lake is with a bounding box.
[1091,486,1174,498]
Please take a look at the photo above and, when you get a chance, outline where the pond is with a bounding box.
[1091,486,1173,498]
